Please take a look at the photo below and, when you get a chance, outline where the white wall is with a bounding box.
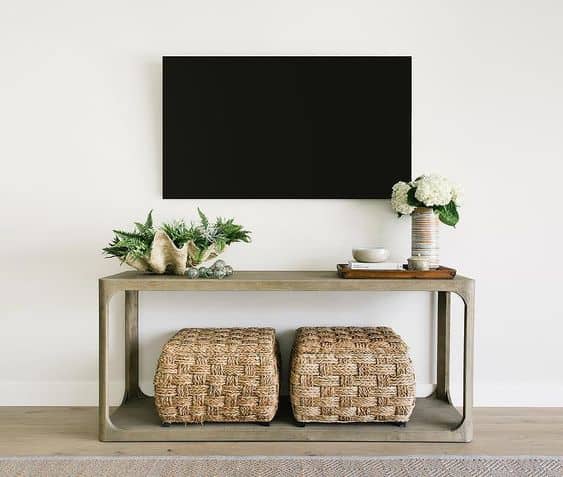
[1,0,562,406]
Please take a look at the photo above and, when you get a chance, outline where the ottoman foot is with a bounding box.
[257,422,271,427]
[395,422,407,428]
[161,422,172,427]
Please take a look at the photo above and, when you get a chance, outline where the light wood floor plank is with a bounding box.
[0,407,561,456]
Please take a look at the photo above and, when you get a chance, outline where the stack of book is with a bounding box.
[348,260,404,270]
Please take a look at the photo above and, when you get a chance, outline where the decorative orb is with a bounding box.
[213,268,227,279]
[224,265,233,276]
[198,267,208,278]
[213,259,226,270]
[186,267,199,279]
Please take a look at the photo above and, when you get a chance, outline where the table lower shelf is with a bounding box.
[105,395,469,442]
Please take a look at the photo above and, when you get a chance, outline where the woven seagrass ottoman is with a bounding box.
[154,327,279,425]
[289,326,415,425]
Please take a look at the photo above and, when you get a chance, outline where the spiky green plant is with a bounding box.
[162,209,251,251]
[103,209,251,263]
[103,211,155,261]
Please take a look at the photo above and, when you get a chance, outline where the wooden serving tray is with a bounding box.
[337,264,457,279]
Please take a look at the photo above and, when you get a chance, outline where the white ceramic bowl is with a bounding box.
[352,247,390,263]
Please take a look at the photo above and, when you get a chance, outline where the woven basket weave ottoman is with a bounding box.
[290,327,415,424]
[154,328,279,424]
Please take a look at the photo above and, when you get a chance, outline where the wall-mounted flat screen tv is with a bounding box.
[163,56,411,199]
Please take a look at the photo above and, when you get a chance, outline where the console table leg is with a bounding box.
[451,285,475,441]
[124,290,147,402]
[99,281,118,440]
[462,286,475,440]
[436,291,451,402]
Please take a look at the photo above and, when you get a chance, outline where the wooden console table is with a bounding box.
[99,271,474,442]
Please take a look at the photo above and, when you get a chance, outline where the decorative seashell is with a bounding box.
[148,230,188,275]
[124,255,151,273]
[125,230,187,275]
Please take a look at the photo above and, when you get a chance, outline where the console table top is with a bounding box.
[100,270,473,293]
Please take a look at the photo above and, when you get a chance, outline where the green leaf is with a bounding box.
[103,208,251,263]
[197,208,209,229]
[435,201,459,227]
[161,219,195,248]
[114,229,144,240]
[214,238,227,252]
[134,222,146,233]
[145,210,153,229]
[407,187,425,208]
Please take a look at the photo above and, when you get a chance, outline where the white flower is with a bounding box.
[391,181,415,215]
[451,183,463,206]
[414,174,453,207]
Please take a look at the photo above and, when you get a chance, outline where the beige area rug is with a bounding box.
[0,455,561,477]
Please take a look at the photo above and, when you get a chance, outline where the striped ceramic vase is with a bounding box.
[411,207,440,269]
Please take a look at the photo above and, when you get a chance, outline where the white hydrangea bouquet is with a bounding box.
[391,174,462,226]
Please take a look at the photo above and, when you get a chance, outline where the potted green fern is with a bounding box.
[103,209,251,275]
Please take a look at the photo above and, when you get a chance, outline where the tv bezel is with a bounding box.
[162,55,412,199]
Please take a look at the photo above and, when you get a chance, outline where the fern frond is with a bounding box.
[103,209,251,264]
[114,230,144,240]
[103,211,156,262]
[145,210,153,229]
[197,208,209,229]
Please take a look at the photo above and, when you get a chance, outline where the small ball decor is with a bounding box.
[185,260,234,279]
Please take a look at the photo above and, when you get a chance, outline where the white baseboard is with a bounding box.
[0,382,124,406]
[0,381,561,407]
[0,382,436,406]
[471,381,563,407]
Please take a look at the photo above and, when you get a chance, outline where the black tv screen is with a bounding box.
[163,56,411,199]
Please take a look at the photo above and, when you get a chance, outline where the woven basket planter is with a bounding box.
[154,328,279,424]
[290,327,416,423]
